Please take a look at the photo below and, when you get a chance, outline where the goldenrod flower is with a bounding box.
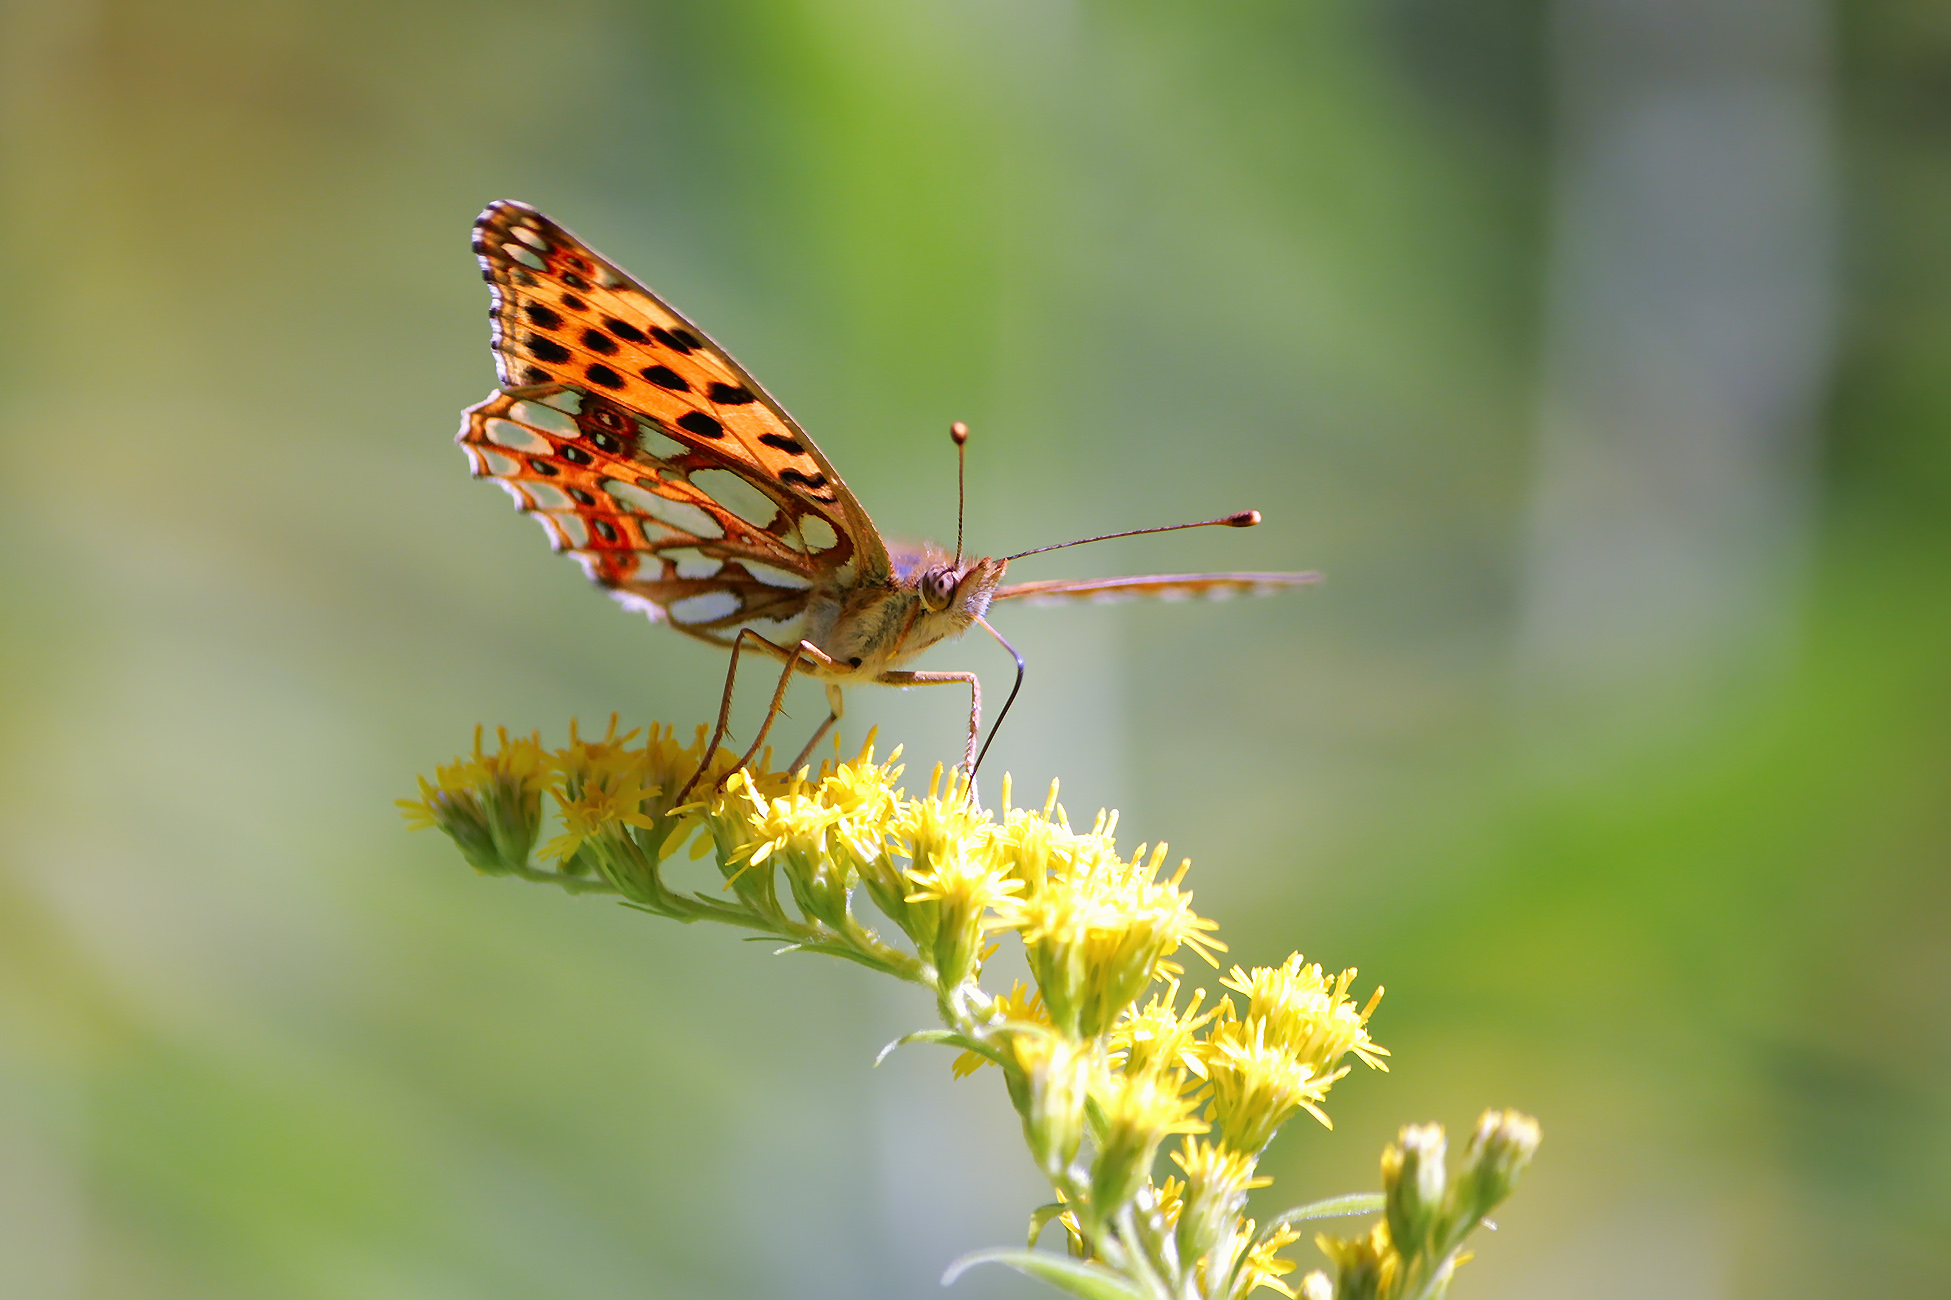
[1090,1069,1209,1221]
[1170,1138,1269,1267]
[878,764,999,962]
[1015,836,1224,1040]
[1239,1221,1305,1298]
[1200,956,1387,1152]
[1110,977,1217,1084]
[1313,1221,1399,1300]
[636,722,734,831]
[732,776,852,929]
[992,778,1073,897]
[1203,1012,1342,1153]
[406,716,1540,1300]
[398,725,547,873]
[1221,956,1388,1075]
[998,1030,1095,1179]
[541,768,660,864]
[695,770,789,917]
[553,714,644,789]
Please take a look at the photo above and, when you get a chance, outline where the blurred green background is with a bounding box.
[2,1,1946,1296]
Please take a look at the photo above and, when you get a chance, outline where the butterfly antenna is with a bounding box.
[950,421,970,567]
[1003,510,1262,563]
[969,615,1024,788]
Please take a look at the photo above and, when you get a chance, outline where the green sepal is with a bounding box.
[941,1248,1147,1300]
[1027,1202,1069,1247]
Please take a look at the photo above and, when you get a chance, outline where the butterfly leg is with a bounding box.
[875,669,982,800]
[786,683,846,775]
[727,639,838,779]
[678,629,803,804]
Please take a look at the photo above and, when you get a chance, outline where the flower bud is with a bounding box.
[1170,1139,1261,1267]
[1090,1072,1204,1219]
[1452,1108,1540,1225]
[1382,1122,1447,1259]
[1005,1033,1092,1179]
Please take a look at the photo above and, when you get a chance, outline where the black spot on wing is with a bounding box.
[677,411,723,438]
[604,317,649,344]
[560,292,586,311]
[581,328,618,355]
[779,467,829,491]
[709,382,756,405]
[652,326,699,353]
[525,304,563,329]
[527,457,558,476]
[586,363,625,389]
[759,432,805,454]
[642,365,689,391]
[527,335,571,364]
[560,444,593,465]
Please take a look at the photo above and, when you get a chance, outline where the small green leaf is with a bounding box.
[1258,1192,1385,1242]
[874,1029,977,1067]
[942,1249,1147,1300]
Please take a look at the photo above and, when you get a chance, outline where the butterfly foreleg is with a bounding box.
[875,668,982,800]
[786,683,846,776]
[729,638,849,782]
[679,630,823,804]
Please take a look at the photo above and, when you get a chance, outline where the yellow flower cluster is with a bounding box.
[404,721,1531,1300]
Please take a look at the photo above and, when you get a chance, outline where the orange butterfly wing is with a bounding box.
[460,200,891,642]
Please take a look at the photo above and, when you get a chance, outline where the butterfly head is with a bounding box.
[918,556,1008,619]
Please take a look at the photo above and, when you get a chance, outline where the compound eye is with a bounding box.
[922,568,956,611]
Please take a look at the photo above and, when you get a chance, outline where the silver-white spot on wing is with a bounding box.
[741,560,812,590]
[798,516,839,551]
[470,446,519,477]
[692,468,779,530]
[603,479,724,539]
[669,591,741,624]
[484,417,550,453]
[663,548,726,580]
[525,481,573,511]
[636,419,687,460]
[508,401,580,438]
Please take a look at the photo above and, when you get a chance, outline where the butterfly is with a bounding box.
[458,200,1315,795]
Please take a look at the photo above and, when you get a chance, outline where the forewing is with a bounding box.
[992,573,1319,606]
[459,385,821,646]
[470,199,891,586]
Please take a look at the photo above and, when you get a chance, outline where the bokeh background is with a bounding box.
[3,1,1947,1296]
